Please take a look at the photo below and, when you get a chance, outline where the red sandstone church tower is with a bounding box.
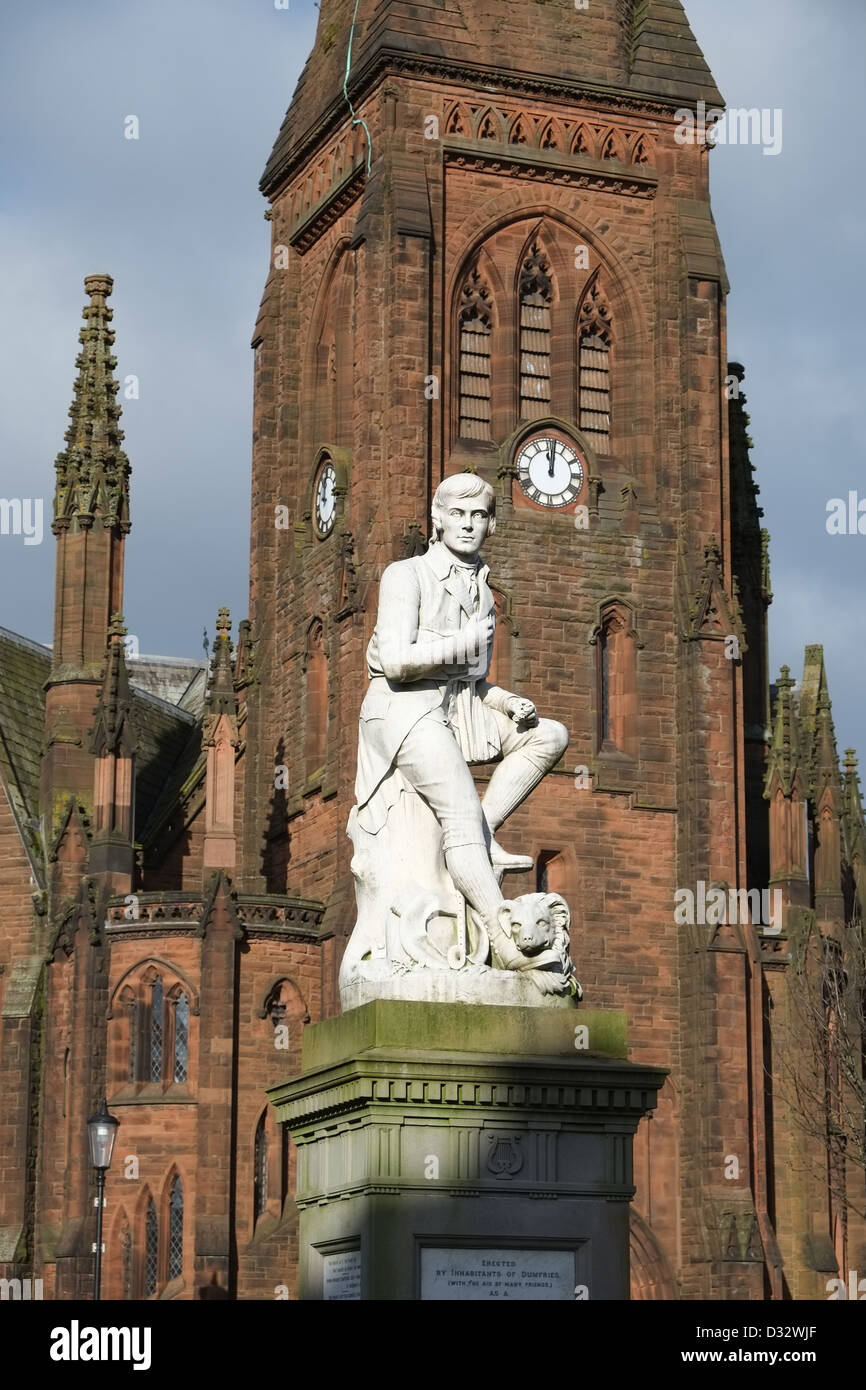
[1,1,864,1302]
[244,0,865,1299]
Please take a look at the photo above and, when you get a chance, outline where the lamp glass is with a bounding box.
[87,1101,119,1170]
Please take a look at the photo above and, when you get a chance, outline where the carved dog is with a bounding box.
[497,892,582,998]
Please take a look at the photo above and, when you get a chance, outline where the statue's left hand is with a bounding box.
[505,695,537,725]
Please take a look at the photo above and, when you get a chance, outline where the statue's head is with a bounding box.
[431,473,496,557]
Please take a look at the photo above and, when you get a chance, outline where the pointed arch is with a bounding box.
[577,274,613,452]
[507,112,533,146]
[330,137,347,184]
[302,238,356,455]
[590,598,640,758]
[108,957,199,1018]
[444,102,470,136]
[518,237,555,421]
[166,1171,184,1282]
[168,985,189,1083]
[571,123,592,156]
[487,583,517,689]
[303,618,328,777]
[630,1211,678,1299]
[450,242,510,448]
[446,205,649,476]
[108,959,196,1092]
[144,1190,158,1298]
[351,123,367,163]
[148,974,164,1083]
[259,974,311,1029]
[475,107,503,141]
[600,128,625,161]
[457,264,495,440]
[254,1109,269,1225]
[313,249,355,448]
[538,118,564,152]
[106,1205,133,1301]
[631,133,651,165]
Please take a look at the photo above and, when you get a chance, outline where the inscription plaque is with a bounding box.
[420,1247,576,1300]
[322,1249,361,1301]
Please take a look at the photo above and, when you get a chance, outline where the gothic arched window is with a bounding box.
[168,1176,184,1281]
[578,280,612,452]
[457,269,493,440]
[120,1216,133,1301]
[149,978,163,1083]
[519,242,553,420]
[125,993,138,1082]
[112,966,193,1091]
[594,602,638,757]
[173,993,189,1084]
[305,620,328,777]
[254,1112,269,1224]
[144,1197,158,1298]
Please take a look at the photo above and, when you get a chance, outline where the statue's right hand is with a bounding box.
[465,612,495,649]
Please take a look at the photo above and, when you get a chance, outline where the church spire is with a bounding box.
[204,608,238,717]
[53,273,130,537]
[202,609,240,870]
[42,275,132,843]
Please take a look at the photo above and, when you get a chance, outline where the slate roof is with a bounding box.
[261,0,723,194]
[124,654,208,711]
[0,626,206,853]
[0,626,50,840]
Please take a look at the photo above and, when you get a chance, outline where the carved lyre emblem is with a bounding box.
[486,1133,524,1180]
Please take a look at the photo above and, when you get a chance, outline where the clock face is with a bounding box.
[516,434,584,508]
[314,460,337,537]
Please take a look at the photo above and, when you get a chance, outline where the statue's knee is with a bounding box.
[536,718,569,762]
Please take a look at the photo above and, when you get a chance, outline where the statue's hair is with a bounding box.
[431,473,496,539]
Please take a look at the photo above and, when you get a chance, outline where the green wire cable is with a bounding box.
[344,0,373,174]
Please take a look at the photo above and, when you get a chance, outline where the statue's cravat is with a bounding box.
[451,561,479,613]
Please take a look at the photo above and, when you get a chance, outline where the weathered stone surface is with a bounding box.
[271,1001,665,1300]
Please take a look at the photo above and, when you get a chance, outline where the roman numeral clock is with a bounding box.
[515,432,585,508]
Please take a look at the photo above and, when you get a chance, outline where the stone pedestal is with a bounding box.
[268,1001,666,1301]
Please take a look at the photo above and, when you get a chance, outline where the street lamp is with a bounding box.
[87,1099,119,1301]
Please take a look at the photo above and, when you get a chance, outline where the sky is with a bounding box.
[0,0,863,758]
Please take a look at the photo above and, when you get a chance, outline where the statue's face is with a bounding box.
[438,497,491,558]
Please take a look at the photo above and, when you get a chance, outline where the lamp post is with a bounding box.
[87,1099,119,1301]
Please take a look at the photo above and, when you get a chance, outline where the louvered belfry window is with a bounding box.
[458,268,493,440]
[519,242,553,420]
[578,279,612,451]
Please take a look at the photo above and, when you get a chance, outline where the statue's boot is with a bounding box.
[485,917,526,970]
[490,839,533,873]
[444,844,526,970]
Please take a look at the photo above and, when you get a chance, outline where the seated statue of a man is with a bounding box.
[353,472,568,971]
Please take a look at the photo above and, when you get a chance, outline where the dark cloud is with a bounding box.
[1,0,863,760]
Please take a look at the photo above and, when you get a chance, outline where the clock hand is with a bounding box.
[547,440,556,478]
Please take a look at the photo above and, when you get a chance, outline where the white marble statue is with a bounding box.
[340,472,581,1009]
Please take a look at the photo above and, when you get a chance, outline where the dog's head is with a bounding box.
[498,892,570,956]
